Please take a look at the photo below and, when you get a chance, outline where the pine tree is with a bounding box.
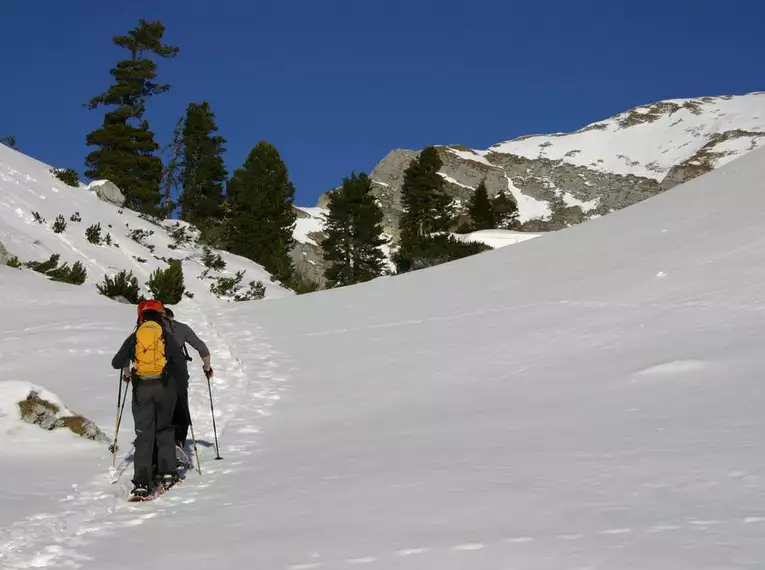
[147,259,185,304]
[400,146,453,241]
[178,101,227,233]
[468,180,495,230]
[226,141,296,282]
[84,20,179,214]
[492,189,519,229]
[322,172,387,287]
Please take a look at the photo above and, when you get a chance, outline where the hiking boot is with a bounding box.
[130,483,150,498]
[160,472,180,489]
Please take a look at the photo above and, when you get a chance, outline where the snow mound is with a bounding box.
[487,93,765,180]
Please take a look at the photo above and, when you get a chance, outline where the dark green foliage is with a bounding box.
[70,212,82,222]
[399,146,454,241]
[32,211,45,224]
[201,247,226,271]
[322,172,387,287]
[85,223,102,245]
[24,254,87,285]
[468,180,495,230]
[210,270,244,297]
[226,141,297,282]
[50,168,80,187]
[52,215,67,234]
[84,20,179,213]
[491,190,519,229]
[48,261,88,285]
[1,135,16,149]
[26,254,60,274]
[178,102,227,234]
[133,256,148,264]
[147,259,185,304]
[97,270,143,303]
[285,273,321,295]
[184,290,195,299]
[104,233,113,246]
[234,280,266,302]
[6,256,22,269]
[392,234,491,274]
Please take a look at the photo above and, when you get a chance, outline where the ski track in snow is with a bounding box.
[0,301,290,569]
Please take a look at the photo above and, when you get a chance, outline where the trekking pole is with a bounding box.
[109,372,129,468]
[206,377,223,460]
[188,418,203,475]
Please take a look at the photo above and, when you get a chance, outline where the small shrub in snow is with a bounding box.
[26,254,61,274]
[133,256,148,264]
[32,211,45,224]
[234,280,266,302]
[168,243,178,250]
[201,247,226,271]
[47,261,87,285]
[69,211,82,222]
[147,259,185,305]
[86,223,102,245]
[50,168,80,187]
[6,256,22,269]
[98,270,143,304]
[104,233,113,246]
[210,271,244,297]
[127,227,155,251]
[169,225,192,246]
[183,290,195,299]
[117,209,124,215]
[52,215,67,234]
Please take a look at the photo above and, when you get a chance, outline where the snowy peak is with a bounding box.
[347,92,765,238]
[485,92,765,181]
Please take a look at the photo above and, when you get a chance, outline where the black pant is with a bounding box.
[132,375,177,485]
[173,379,190,448]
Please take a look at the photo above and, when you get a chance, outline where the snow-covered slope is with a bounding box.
[0,144,290,302]
[485,93,765,181]
[2,144,765,568]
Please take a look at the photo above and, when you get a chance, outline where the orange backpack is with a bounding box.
[134,320,167,378]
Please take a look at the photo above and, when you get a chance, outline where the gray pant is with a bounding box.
[132,375,177,485]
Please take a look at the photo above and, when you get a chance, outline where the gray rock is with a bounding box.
[88,180,125,207]
[19,390,109,443]
[291,240,326,287]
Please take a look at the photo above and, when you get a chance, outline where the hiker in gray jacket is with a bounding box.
[164,307,214,449]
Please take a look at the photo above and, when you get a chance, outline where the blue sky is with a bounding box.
[1,0,762,206]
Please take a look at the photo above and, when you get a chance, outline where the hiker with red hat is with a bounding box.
[111,299,190,499]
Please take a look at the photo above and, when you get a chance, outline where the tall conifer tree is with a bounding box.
[178,101,227,232]
[468,180,495,230]
[85,20,179,213]
[322,173,387,287]
[227,141,296,282]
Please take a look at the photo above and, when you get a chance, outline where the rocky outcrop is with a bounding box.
[87,180,125,207]
[18,390,109,443]
[291,241,325,286]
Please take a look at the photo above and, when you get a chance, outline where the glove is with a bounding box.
[122,367,132,383]
[203,366,213,380]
